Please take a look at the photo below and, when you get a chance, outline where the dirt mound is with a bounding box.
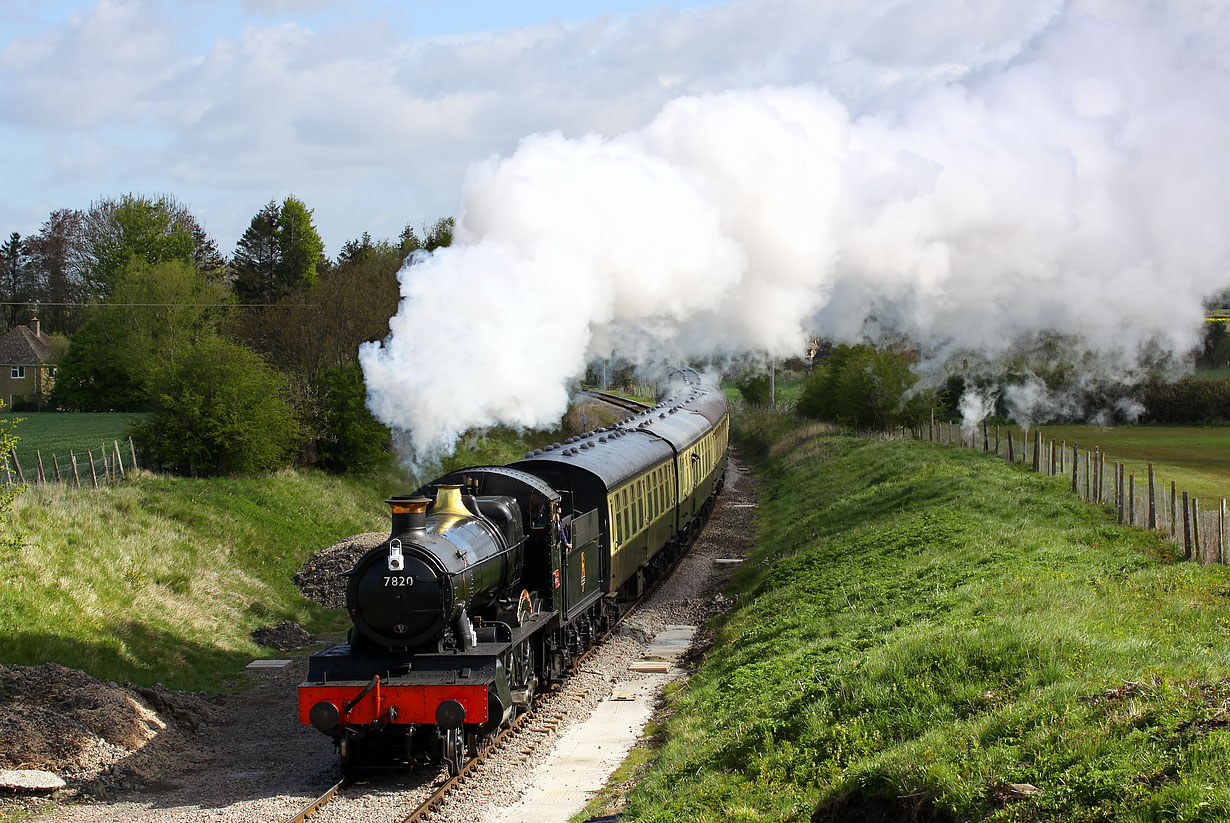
[294,532,387,610]
[250,620,315,651]
[0,663,214,787]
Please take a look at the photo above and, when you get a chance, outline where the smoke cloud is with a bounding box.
[361,0,1230,458]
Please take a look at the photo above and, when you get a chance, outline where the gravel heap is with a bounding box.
[294,532,387,609]
[249,621,316,652]
[0,663,214,790]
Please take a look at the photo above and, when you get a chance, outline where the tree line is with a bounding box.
[0,192,454,476]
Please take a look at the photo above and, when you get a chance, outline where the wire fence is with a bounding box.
[898,417,1229,564]
[2,437,141,490]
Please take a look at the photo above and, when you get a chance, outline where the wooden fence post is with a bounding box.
[52,454,61,483]
[35,450,45,484]
[995,425,1000,454]
[983,422,989,452]
[1007,433,1015,463]
[1093,448,1100,502]
[1148,464,1156,530]
[1116,463,1124,524]
[1129,474,1135,526]
[10,450,25,484]
[1171,481,1178,540]
[1183,491,1192,560]
[114,440,125,479]
[1049,440,1056,476]
[69,451,80,488]
[929,409,934,441]
[1100,452,1107,504]
[87,449,98,489]
[129,437,138,471]
[1032,430,1041,472]
[1060,440,1065,474]
[1193,498,1202,564]
[1071,443,1079,495]
[1219,498,1226,565]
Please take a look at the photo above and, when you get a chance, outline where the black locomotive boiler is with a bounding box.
[298,368,729,775]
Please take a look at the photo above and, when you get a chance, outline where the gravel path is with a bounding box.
[30,453,756,823]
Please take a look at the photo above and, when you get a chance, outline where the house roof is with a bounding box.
[0,324,52,366]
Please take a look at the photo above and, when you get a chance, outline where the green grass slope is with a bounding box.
[623,412,1230,822]
[1,470,388,691]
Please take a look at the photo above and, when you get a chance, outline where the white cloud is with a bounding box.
[1,0,1069,253]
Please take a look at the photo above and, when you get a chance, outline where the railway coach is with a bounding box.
[297,368,728,775]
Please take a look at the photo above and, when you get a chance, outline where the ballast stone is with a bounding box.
[0,769,67,791]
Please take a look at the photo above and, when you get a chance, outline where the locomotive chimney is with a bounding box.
[388,496,430,535]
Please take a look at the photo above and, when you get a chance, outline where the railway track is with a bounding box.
[280,525,694,823]
[580,388,652,416]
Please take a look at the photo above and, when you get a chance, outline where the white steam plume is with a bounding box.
[361,1,1230,458]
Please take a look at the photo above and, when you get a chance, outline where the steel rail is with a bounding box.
[283,778,346,823]
[580,389,652,415]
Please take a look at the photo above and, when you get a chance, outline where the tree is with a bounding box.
[81,193,219,297]
[313,363,391,474]
[26,209,87,334]
[231,196,325,303]
[131,335,302,476]
[398,216,454,256]
[798,344,927,430]
[232,200,281,303]
[0,232,32,331]
[276,195,325,293]
[1202,320,1229,370]
[52,259,230,411]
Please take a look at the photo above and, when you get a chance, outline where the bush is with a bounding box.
[132,335,302,476]
[313,364,390,474]
[736,373,772,406]
[1138,376,1230,424]
[797,344,930,430]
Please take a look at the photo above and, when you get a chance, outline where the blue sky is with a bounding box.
[2,0,750,254]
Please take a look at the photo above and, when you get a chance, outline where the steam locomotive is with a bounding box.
[297,369,729,775]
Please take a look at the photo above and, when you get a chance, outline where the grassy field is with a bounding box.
[1,412,147,470]
[1033,424,1230,506]
[615,410,1230,822]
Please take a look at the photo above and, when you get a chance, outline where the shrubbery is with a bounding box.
[1138,376,1230,424]
[132,335,302,476]
[797,344,934,430]
[735,373,772,406]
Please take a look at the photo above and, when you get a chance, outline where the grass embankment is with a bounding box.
[2,412,146,469]
[1,470,389,692]
[622,411,1230,822]
[1037,425,1230,507]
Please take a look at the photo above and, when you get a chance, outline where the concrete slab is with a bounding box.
[0,769,66,791]
[486,627,699,823]
[642,625,695,663]
[245,659,292,669]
